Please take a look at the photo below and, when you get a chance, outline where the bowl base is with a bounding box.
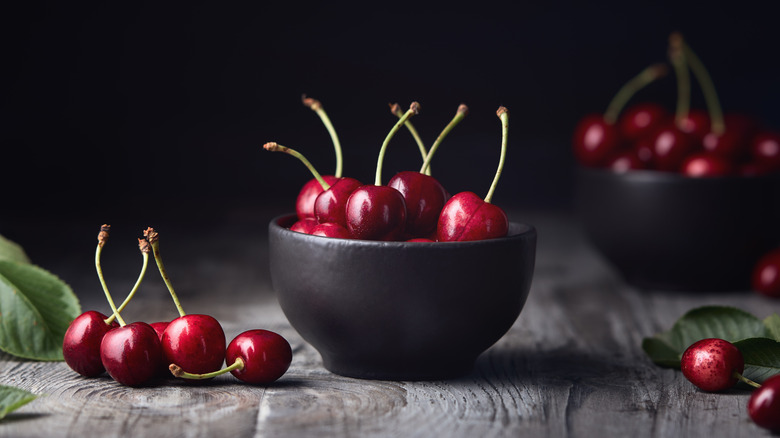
[321,355,475,381]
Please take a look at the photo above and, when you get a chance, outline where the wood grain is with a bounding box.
[0,209,777,437]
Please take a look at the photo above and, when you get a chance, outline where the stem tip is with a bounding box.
[497,106,509,118]
[301,94,322,111]
[410,102,421,115]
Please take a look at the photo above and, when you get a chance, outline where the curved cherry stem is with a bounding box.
[669,32,691,128]
[420,103,469,174]
[145,228,186,318]
[603,63,669,124]
[302,95,343,178]
[485,107,509,204]
[263,142,331,190]
[375,102,420,186]
[390,103,430,175]
[95,225,126,327]
[169,358,244,380]
[680,40,725,135]
[105,238,150,325]
[736,371,762,389]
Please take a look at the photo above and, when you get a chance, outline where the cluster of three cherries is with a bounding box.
[266,98,512,242]
[62,225,292,387]
[574,32,780,176]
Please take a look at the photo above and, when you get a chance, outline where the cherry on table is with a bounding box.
[62,311,119,377]
[680,338,753,392]
[100,321,163,387]
[752,248,780,298]
[161,314,227,375]
[748,374,780,432]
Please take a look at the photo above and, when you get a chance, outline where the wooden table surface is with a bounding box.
[1,205,777,437]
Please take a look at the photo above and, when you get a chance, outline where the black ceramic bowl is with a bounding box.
[577,167,780,291]
[268,214,537,380]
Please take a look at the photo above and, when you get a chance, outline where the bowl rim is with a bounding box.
[577,165,780,183]
[269,213,536,248]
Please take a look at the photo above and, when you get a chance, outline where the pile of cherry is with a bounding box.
[573,32,780,299]
[265,97,512,242]
[62,225,293,387]
[680,338,780,432]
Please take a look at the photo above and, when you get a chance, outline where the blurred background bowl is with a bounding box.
[268,214,537,380]
[576,167,780,291]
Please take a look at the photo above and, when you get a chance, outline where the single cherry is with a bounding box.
[289,217,318,234]
[170,329,292,385]
[345,103,419,241]
[605,149,647,173]
[314,177,363,227]
[752,248,780,298]
[618,101,670,142]
[649,124,697,171]
[679,152,734,177]
[750,131,780,172]
[438,107,510,242]
[680,338,757,392]
[100,321,163,387]
[748,374,780,431]
[311,222,351,239]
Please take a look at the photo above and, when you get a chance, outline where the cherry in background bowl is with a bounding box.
[576,168,780,291]
[268,214,536,380]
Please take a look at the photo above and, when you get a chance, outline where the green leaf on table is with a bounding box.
[0,260,81,360]
[764,314,780,341]
[0,385,37,420]
[734,337,780,384]
[0,235,30,264]
[642,306,769,368]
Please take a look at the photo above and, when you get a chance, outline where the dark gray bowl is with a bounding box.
[268,214,537,380]
[577,168,780,291]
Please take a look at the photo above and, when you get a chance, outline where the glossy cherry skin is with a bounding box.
[226,329,292,384]
[437,191,508,242]
[161,314,226,375]
[680,338,744,392]
[752,248,780,298]
[313,177,362,228]
[572,114,621,167]
[605,150,646,173]
[748,373,780,431]
[296,175,340,220]
[387,171,449,238]
[62,311,119,377]
[677,109,710,143]
[680,153,734,177]
[149,321,169,341]
[750,131,780,172]
[100,322,163,386]
[345,185,408,241]
[311,223,351,239]
[650,125,697,171]
[618,103,669,142]
[289,218,318,234]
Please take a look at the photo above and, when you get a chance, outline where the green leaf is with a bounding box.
[0,235,30,264]
[764,314,780,342]
[0,385,37,420]
[734,337,780,384]
[0,260,81,360]
[643,306,769,368]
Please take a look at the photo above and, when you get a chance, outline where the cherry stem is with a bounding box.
[95,225,126,327]
[735,371,762,389]
[302,95,343,178]
[669,32,691,127]
[485,107,509,204]
[390,103,430,175]
[420,104,469,174]
[263,142,331,191]
[105,239,150,325]
[144,228,186,318]
[375,102,420,186]
[680,40,725,135]
[169,357,245,380]
[603,63,668,125]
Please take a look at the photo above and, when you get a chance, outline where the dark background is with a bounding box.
[2,1,779,255]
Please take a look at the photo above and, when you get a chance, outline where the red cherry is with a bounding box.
[680,153,734,177]
[750,131,780,171]
[680,338,744,392]
[437,191,509,241]
[225,330,292,384]
[748,374,780,431]
[313,177,362,228]
[295,175,340,220]
[572,114,621,167]
[149,321,169,341]
[407,237,435,242]
[289,218,318,234]
[701,129,747,161]
[311,222,352,239]
[650,125,697,171]
[677,109,710,143]
[605,149,647,173]
[619,103,669,142]
[100,322,163,386]
[161,314,226,376]
[387,171,449,237]
[752,248,780,298]
[345,185,408,241]
[62,311,119,377]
